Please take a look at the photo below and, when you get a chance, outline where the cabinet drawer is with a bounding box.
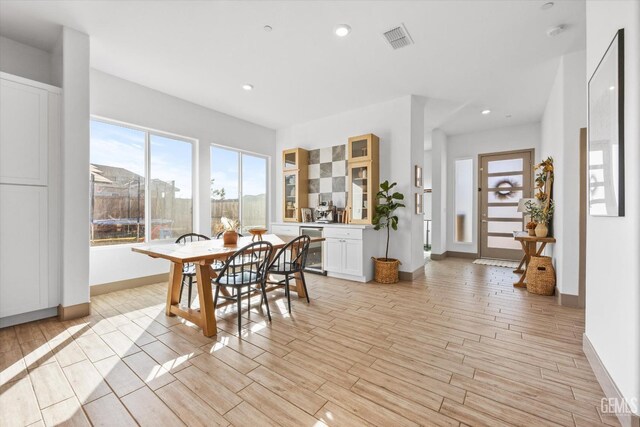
[271,225,299,236]
[323,227,362,240]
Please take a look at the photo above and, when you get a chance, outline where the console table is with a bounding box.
[513,233,556,288]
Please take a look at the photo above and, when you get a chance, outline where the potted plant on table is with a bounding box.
[221,217,240,245]
[371,181,405,284]
[526,221,537,236]
[525,200,554,238]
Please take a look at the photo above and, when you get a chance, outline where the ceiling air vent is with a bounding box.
[382,23,413,50]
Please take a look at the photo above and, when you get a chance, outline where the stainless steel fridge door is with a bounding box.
[300,227,325,274]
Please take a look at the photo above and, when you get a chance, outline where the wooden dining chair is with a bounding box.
[213,241,274,335]
[175,233,210,308]
[266,235,311,313]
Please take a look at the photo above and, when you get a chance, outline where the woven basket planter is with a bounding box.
[372,257,401,284]
[526,256,556,295]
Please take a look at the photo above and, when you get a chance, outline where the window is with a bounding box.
[90,119,194,246]
[454,158,473,243]
[150,134,193,240]
[211,146,268,235]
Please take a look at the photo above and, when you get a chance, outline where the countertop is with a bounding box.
[271,222,375,229]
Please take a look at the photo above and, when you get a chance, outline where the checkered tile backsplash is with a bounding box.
[307,144,347,209]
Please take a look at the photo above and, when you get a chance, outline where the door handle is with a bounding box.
[482,220,488,223]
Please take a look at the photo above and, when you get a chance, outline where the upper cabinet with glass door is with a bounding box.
[348,134,379,162]
[281,148,308,222]
[346,134,379,224]
[283,148,307,171]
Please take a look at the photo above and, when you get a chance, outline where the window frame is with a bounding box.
[90,115,198,246]
[453,156,474,245]
[210,142,271,234]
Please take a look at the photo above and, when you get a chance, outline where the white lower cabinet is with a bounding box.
[325,238,345,273]
[271,222,377,282]
[325,237,364,277]
[0,185,49,317]
[323,226,376,282]
[343,239,363,276]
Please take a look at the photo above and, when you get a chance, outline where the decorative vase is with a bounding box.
[527,228,536,236]
[535,223,548,238]
[223,230,238,245]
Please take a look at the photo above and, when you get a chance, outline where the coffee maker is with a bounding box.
[315,201,336,223]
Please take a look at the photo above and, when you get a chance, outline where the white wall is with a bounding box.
[276,95,425,272]
[431,129,447,255]
[585,0,640,413]
[90,70,276,286]
[60,28,91,307]
[0,36,53,85]
[445,123,541,254]
[541,50,587,297]
[410,96,426,271]
[424,150,433,220]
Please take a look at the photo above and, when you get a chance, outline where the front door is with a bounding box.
[479,150,533,260]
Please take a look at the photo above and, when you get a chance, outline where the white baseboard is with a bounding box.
[583,333,640,427]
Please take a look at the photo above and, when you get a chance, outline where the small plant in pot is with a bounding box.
[372,181,405,284]
[221,217,240,245]
[525,200,554,238]
[526,221,537,236]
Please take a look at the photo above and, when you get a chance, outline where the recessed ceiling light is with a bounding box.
[481,109,491,115]
[242,84,254,91]
[541,2,554,10]
[609,85,616,91]
[335,24,351,37]
[263,25,272,32]
[547,25,566,37]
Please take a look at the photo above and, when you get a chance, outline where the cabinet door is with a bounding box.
[0,79,48,186]
[324,238,343,273]
[283,171,299,221]
[0,185,49,317]
[348,135,372,162]
[348,162,371,223]
[343,239,363,276]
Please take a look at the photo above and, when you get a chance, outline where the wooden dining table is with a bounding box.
[132,234,324,337]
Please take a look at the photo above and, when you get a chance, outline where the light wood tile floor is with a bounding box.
[0,258,619,426]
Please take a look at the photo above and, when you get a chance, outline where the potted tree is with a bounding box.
[371,181,405,283]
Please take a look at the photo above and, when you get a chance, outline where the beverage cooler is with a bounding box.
[299,226,325,275]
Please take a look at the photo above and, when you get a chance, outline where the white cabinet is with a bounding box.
[0,78,49,186]
[0,186,49,317]
[323,226,377,282]
[325,238,344,273]
[0,72,61,324]
[343,239,363,276]
[324,237,364,277]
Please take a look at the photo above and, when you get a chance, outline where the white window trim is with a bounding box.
[210,142,271,233]
[90,115,198,246]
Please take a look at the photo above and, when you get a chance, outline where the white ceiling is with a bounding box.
[0,1,586,140]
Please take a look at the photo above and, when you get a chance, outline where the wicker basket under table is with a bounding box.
[525,256,556,295]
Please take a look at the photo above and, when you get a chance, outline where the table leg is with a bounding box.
[292,272,307,299]
[289,246,307,299]
[166,262,183,316]
[513,253,526,274]
[195,263,218,337]
[514,241,530,288]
